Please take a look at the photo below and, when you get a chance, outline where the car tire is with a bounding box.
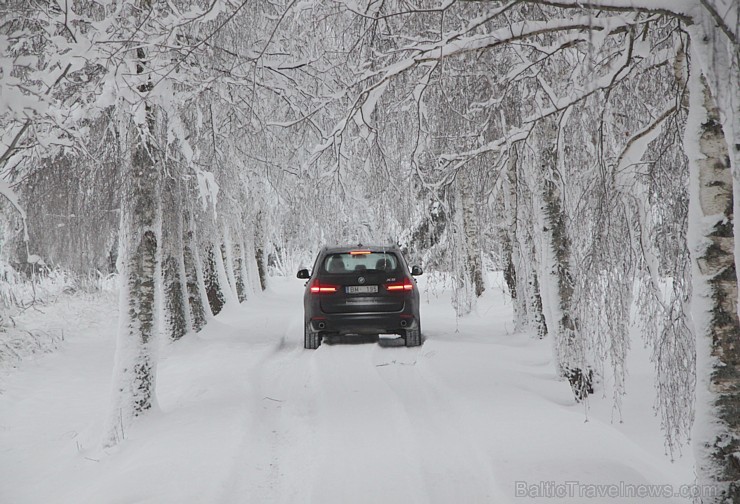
[304,323,321,350]
[404,326,421,347]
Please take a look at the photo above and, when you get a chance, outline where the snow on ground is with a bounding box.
[0,273,695,504]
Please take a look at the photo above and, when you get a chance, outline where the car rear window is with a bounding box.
[322,252,399,274]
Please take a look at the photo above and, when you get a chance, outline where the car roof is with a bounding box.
[320,245,400,254]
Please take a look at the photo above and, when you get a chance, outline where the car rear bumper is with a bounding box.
[308,312,418,335]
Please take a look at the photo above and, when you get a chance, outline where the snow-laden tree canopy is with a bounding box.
[1,0,738,500]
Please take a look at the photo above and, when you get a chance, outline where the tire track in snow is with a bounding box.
[371,343,510,504]
[309,344,429,504]
[217,323,320,504]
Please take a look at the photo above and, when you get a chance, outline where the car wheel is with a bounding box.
[304,323,321,350]
[404,326,421,347]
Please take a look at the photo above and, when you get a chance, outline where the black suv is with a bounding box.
[297,245,423,349]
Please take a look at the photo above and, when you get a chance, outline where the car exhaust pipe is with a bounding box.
[317,321,326,330]
[400,319,408,328]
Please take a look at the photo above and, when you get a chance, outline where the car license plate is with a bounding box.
[346,285,378,294]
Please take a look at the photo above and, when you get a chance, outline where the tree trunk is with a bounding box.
[204,243,226,315]
[232,240,247,303]
[162,178,189,341]
[536,119,592,402]
[501,149,519,309]
[105,118,159,444]
[214,239,235,304]
[460,169,486,298]
[686,57,740,503]
[254,211,268,291]
[505,144,547,338]
[526,260,547,340]
[451,177,475,315]
[222,227,243,302]
[104,30,161,445]
[182,214,208,332]
[239,238,257,298]
[162,253,187,341]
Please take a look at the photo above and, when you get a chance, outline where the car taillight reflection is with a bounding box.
[310,279,338,294]
[386,277,413,292]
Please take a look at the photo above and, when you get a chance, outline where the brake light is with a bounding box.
[386,277,413,292]
[310,279,338,294]
[350,250,372,255]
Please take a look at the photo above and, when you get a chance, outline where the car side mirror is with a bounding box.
[297,269,310,279]
[411,265,423,276]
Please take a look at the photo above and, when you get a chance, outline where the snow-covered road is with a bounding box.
[0,275,695,503]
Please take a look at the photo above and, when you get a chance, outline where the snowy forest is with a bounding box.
[0,1,738,503]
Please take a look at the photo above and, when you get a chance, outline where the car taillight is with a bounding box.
[310,279,338,294]
[386,277,413,292]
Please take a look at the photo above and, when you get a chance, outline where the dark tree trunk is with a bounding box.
[254,211,267,291]
[183,214,207,332]
[163,254,187,341]
[161,178,189,341]
[204,244,226,315]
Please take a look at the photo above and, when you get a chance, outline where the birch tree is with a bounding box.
[685,48,739,502]
[103,0,162,445]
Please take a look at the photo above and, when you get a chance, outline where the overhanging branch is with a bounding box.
[514,0,694,24]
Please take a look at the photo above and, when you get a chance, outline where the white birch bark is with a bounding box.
[238,237,255,299]
[104,101,161,447]
[460,169,486,298]
[221,226,240,301]
[534,118,592,401]
[254,211,268,291]
[685,46,740,503]
[214,239,236,306]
